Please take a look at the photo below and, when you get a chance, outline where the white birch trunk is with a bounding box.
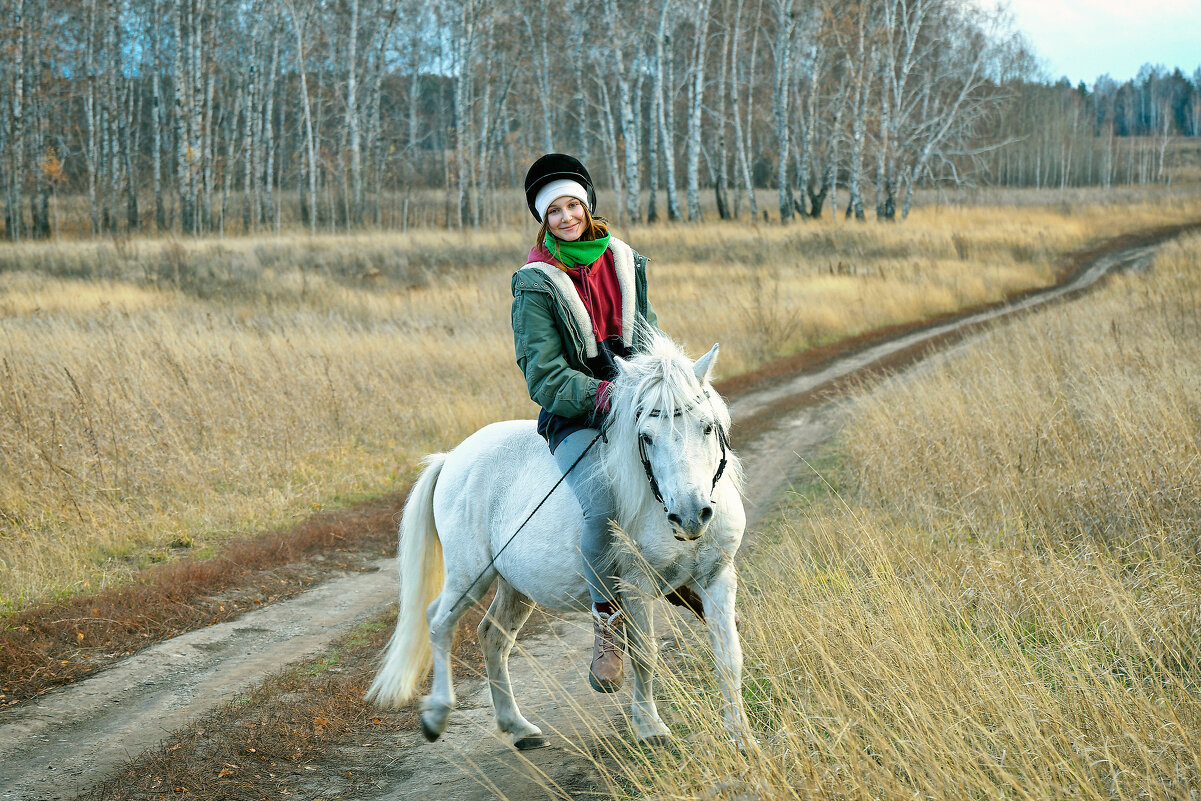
[729,0,758,221]
[222,87,240,234]
[282,0,317,234]
[647,80,660,223]
[189,0,204,232]
[86,0,99,234]
[7,0,25,239]
[619,73,641,223]
[451,2,480,227]
[243,49,256,232]
[714,5,731,220]
[347,0,362,225]
[685,0,713,221]
[151,0,165,231]
[121,54,138,230]
[104,0,119,232]
[520,8,554,153]
[201,2,216,233]
[596,78,624,228]
[250,38,264,229]
[772,0,795,223]
[263,34,279,226]
[174,0,191,232]
[655,0,681,221]
[845,6,872,221]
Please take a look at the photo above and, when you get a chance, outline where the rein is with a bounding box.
[446,389,729,615]
[445,428,605,616]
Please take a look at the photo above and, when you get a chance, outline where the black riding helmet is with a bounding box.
[523,153,597,222]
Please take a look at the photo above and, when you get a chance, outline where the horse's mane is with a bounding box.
[599,327,740,526]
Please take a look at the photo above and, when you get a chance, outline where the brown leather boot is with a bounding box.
[589,604,625,693]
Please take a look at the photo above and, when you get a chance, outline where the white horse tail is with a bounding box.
[366,453,447,708]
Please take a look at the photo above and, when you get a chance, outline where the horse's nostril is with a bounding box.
[667,513,683,529]
[699,506,713,525]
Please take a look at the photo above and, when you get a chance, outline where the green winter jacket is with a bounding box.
[511,236,660,421]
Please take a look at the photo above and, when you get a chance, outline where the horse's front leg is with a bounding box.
[623,593,672,745]
[700,564,753,749]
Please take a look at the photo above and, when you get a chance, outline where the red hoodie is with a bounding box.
[527,244,623,342]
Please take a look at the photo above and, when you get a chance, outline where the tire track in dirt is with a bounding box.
[0,225,1190,801]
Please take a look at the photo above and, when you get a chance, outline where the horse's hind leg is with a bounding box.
[477,579,545,749]
[420,570,495,742]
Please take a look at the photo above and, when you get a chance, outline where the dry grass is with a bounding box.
[846,236,1201,564]
[2,196,1200,614]
[593,234,1201,798]
[0,266,533,612]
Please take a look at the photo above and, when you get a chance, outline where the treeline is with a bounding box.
[985,66,1201,188]
[0,0,1197,240]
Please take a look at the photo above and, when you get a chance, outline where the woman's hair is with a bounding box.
[534,202,609,252]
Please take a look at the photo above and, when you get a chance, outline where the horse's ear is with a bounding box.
[613,355,630,375]
[693,343,719,385]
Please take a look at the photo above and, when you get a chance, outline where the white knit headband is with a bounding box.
[534,179,589,222]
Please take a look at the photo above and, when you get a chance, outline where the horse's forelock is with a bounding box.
[613,334,701,426]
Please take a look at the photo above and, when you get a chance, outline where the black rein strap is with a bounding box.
[445,428,605,617]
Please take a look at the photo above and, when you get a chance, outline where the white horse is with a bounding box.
[366,333,750,749]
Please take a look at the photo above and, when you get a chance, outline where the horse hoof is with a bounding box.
[638,735,673,749]
[420,714,442,742]
[514,735,549,750]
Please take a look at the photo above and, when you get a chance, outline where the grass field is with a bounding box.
[595,231,1201,799]
[2,194,1200,614]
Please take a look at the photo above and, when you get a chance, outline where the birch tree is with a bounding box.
[604,0,646,224]
[770,0,798,223]
[654,0,682,221]
[280,0,317,234]
[4,0,27,240]
[728,0,761,220]
[684,0,714,221]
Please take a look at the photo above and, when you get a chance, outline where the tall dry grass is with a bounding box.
[1,197,1199,613]
[847,238,1201,564]
[0,271,534,611]
[595,234,1201,798]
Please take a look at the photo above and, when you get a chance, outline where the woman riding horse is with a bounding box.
[513,153,686,692]
[365,154,749,748]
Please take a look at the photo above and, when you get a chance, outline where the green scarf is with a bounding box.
[544,232,611,268]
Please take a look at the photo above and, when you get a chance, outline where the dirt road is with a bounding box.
[0,229,1183,801]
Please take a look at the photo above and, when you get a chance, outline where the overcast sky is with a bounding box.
[1004,0,1201,85]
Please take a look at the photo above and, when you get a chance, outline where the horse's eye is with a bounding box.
[704,424,714,437]
[639,433,653,447]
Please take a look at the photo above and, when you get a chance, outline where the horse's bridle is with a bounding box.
[637,390,730,510]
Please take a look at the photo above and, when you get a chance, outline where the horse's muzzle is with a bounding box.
[668,505,714,541]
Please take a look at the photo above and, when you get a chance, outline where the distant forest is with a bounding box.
[1,0,1198,239]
